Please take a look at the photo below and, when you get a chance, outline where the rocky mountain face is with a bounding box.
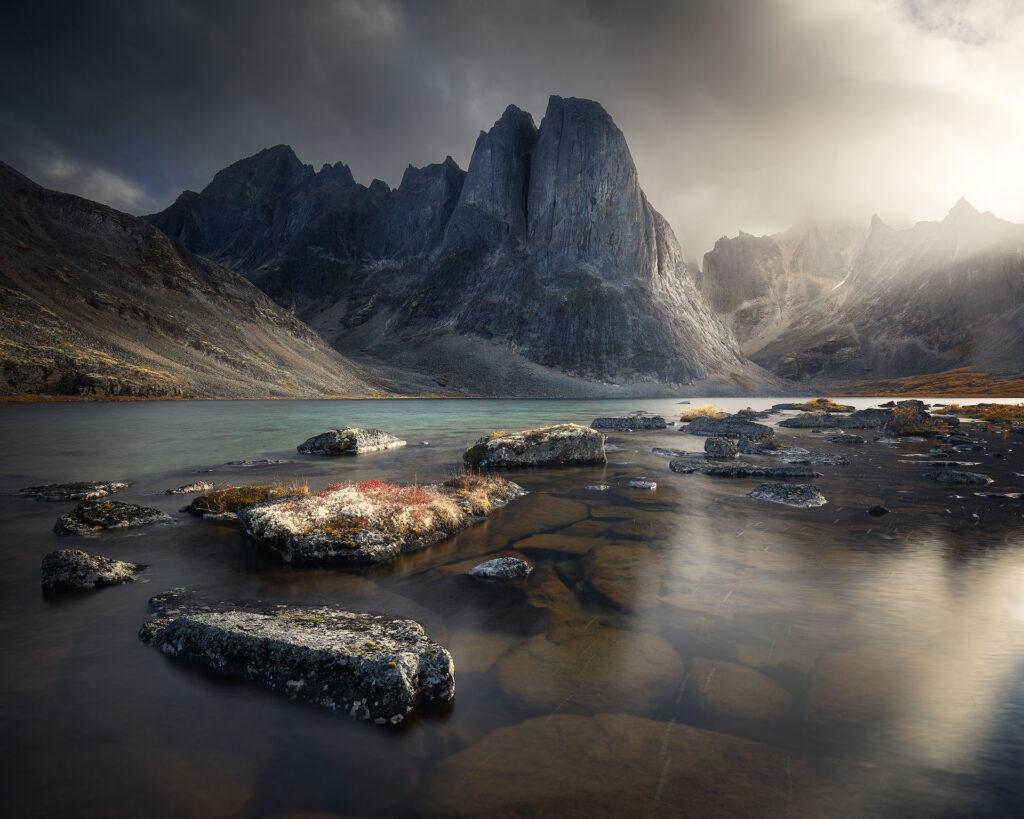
[697,221,866,352]
[699,201,1024,382]
[150,97,755,395]
[0,161,386,398]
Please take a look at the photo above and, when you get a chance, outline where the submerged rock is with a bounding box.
[684,658,791,726]
[422,713,816,817]
[868,505,890,517]
[139,589,453,724]
[54,501,174,536]
[628,478,657,490]
[680,416,772,437]
[164,481,214,495]
[468,557,533,580]
[15,481,129,502]
[41,548,142,590]
[495,626,683,716]
[297,427,407,456]
[591,415,666,431]
[704,437,738,460]
[827,434,865,445]
[924,470,993,485]
[240,474,526,564]
[464,424,606,468]
[652,447,688,458]
[747,483,827,508]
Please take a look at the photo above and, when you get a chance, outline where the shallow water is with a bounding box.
[2,397,1024,817]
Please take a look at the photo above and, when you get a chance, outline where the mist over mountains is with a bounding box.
[701,199,1024,383]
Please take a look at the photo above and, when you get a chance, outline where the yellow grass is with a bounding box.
[188,480,310,514]
[679,405,728,421]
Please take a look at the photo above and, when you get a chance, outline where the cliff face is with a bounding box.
[0,161,386,398]
[701,202,1024,382]
[149,97,752,394]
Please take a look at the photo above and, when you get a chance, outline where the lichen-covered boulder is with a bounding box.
[469,557,533,580]
[54,501,174,536]
[464,424,606,468]
[138,589,453,724]
[747,483,827,508]
[704,437,738,460]
[591,415,666,431]
[925,470,992,485]
[15,481,130,502]
[41,549,142,590]
[680,416,773,437]
[240,474,525,565]
[297,427,406,456]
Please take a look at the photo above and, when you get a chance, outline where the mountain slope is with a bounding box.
[0,161,387,397]
[150,97,759,395]
[702,201,1024,382]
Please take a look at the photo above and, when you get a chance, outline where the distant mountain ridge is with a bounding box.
[699,200,1024,382]
[150,96,763,396]
[0,161,387,398]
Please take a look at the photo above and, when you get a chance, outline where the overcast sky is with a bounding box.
[2,0,1022,258]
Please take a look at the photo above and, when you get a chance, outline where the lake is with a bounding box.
[2,397,1024,817]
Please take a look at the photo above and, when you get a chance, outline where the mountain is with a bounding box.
[150,97,758,396]
[697,220,866,353]
[0,161,387,398]
[700,201,1024,381]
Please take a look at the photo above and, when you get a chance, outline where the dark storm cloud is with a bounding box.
[2,0,1021,257]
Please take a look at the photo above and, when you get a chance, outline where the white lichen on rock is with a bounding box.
[139,589,454,724]
[464,424,606,468]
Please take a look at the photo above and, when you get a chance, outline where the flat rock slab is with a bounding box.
[164,481,214,495]
[591,415,666,430]
[468,557,533,580]
[54,500,174,536]
[41,548,142,590]
[747,483,827,508]
[139,589,454,725]
[297,427,406,456]
[925,470,992,485]
[15,481,129,502]
[680,416,772,437]
[669,459,817,479]
[778,452,850,466]
[464,424,606,468]
[240,478,526,565]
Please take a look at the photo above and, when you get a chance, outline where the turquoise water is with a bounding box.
[2,397,1024,817]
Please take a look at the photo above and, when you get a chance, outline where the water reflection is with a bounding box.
[1,398,1024,816]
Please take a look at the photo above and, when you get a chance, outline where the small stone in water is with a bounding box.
[468,557,533,580]
[868,505,889,517]
[585,484,612,491]
[628,479,657,490]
